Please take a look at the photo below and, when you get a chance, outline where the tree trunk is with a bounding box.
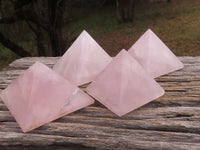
[48,29,65,56]
[26,20,46,56]
[48,0,67,56]
[0,32,31,57]
[36,25,46,56]
[0,0,70,57]
[116,0,136,23]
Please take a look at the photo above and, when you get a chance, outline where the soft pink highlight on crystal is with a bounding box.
[0,62,94,132]
[86,49,165,116]
[53,30,112,86]
[128,29,184,78]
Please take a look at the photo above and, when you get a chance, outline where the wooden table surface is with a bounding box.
[0,57,200,150]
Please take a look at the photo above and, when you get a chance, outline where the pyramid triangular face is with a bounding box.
[0,62,94,132]
[86,49,164,116]
[128,29,184,78]
[53,30,112,86]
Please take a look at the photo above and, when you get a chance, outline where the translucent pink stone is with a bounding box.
[53,30,112,86]
[0,62,94,132]
[86,49,165,116]
[128,29,184,78]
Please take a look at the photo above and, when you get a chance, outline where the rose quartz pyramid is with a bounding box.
[0,62,94,132]
[53,30,112,86]
[86,49,164,116]
[128,29,184,78]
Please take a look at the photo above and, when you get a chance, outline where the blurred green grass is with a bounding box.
[0,0,200,70]
[0,44,18,70]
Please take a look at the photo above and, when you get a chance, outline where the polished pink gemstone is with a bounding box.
[86,49,164,116]
[53,30,112,86]
[128,29,184,78]
[0,62,94,132]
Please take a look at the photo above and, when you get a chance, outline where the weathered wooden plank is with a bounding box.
[0,56,200,149]
[8,57,60,69]
[1,105,200,121]
[1,122,200,149]
[1,112,200,135]
[7,56,200,68]
[1,131,200,150]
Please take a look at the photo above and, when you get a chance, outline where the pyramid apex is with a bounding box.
[120,49,127,53]
[80,30,89,36]
[116,49,129,58]
[31,61,44,69]
[79,30,97,43]
[33,61,41,66]
[145,29,154,37]
[82,29,87,33]
[147,28,153,32]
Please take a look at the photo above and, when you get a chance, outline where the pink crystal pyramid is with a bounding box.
[53,30,112,86]
[86,49,165,116]
[128,29,184,78]
[0,62,94,132]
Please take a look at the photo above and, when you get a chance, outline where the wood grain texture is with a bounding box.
[0,56,200,150]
